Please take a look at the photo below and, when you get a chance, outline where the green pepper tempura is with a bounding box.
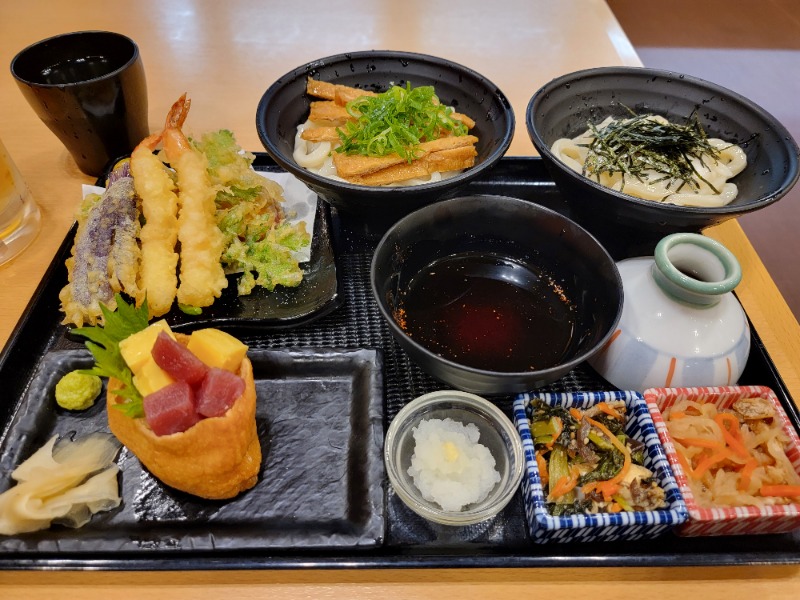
[191,130,311,295]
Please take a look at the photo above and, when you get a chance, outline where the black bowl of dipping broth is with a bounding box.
[370,195,623,396]
[527,66,800,256]
[256,50,514,234]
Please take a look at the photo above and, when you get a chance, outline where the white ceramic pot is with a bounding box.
[588,233,750,391]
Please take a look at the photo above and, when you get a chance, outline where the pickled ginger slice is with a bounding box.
[0,433,122,535]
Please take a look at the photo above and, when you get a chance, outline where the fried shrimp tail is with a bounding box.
[162,94,228,308]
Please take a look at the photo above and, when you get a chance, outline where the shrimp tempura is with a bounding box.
[162,94,228,307]
[130,131,179,317]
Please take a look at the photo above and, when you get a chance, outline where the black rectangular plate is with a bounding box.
[0,347,384,555]
[0,156,798,570]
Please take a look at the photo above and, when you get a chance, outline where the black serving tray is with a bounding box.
[0,156,798,570]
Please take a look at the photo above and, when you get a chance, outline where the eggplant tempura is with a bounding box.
[59,161,142,326]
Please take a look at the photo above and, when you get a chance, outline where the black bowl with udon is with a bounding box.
[526,66,799,255]
[256,50,514,233]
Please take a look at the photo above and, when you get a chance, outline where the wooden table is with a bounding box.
[0,1,798,598]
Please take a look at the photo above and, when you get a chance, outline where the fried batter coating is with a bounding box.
[59,162,141,326]
[131,133,180,317]
[162,95,227,308]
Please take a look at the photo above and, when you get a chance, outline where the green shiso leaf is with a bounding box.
[72,293,149,418]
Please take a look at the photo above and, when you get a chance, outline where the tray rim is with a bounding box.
[0,155,797,570]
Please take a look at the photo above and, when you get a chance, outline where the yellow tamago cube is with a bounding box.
[119,320,175,375]
[187,329,248,372]
[133,355,175,396]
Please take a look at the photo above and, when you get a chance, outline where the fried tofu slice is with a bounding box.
[332,134,478,179]
[306,78,337,100]
[306,78,376,105]
[452,112,476,130]
[335,85,377,105]
[348,145,477,186]
[306,78,475,128]
[300,126,343,143]
[307,101,351,126]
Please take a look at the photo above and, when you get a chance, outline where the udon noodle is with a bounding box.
[551,115,747,207]
[293,121,460,187]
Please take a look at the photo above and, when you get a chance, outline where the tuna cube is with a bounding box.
[119,320,176,374]
[196,368,246,418]
[143,381,200,436]
[152,331,209,385]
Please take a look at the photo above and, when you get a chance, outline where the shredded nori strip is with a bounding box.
[581,108,726,196]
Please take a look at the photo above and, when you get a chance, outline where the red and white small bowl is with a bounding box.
[645,385,800,536]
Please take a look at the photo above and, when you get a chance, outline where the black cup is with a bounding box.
[10,30,149,176]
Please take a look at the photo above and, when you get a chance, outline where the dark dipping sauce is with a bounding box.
[396,252,577,372]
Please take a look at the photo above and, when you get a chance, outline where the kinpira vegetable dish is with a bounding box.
[551,110,748,207]
[294,78,478,186]
[663,396,800,508]
[60,94,310,327]
[529,399,667,516]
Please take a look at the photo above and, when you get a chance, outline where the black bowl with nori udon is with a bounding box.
[256,50,514,235]
[526,66,799,253]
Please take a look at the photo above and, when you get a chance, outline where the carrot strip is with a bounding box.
[670,436,725,450]
[596,402,623,420]
[543,416,564,450]
[738,458,759,492]
[569,408,583,422]
[669,411,687,420]
[759,485,800,498]
[552,416,563,440]
[582,480,621,501]
[675,447,696,478]
[586,416,632,488]
[608,502,623,513]
[714,413,751,460]
[692,448,732,479]
[549,473,579,500]
[536,451,549,486]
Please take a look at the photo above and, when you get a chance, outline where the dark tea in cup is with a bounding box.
[11,31,149,177]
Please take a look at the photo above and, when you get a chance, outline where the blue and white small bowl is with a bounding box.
[513,390,687,544]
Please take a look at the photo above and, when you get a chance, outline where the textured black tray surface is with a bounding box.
[0,347,385,554]
[0,156,798,569]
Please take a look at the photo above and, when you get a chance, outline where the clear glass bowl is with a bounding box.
[384,390,524,526]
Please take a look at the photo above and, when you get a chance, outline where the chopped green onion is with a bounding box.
[335,82,468,161]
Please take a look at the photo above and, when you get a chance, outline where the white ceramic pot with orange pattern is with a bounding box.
[588,233,750,391]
